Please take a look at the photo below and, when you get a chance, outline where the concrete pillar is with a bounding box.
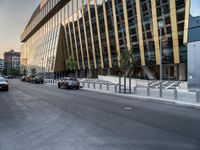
[107,68,111,76]
[87,69,92,78]
[178,63,186,81]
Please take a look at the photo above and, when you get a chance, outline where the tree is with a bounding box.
[31,68,37,76]
[119,48,133,93]
[66,57,77,76]
[23,68,27,75]
[6,68,20,76]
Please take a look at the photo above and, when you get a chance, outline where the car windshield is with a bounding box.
[68,78,77,81]
[64,77,77,81]
[0,77,6,82]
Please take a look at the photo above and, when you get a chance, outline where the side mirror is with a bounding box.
[6,80,8,83]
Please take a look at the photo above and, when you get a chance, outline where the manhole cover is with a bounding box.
[122,107,134,110]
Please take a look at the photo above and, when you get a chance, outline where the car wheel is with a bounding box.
[5,87,9,91]
[76,86,80,90]
[58,84,61,88]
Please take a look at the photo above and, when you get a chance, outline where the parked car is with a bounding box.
[24,75,32,82]
[31,76,44,84]
[58,77,80,89]
[0,77,9,91]
[21,76,26,81]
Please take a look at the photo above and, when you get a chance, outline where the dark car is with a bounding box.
[31,76,44,84]
[0,77,9,91]
[58,77,80,89]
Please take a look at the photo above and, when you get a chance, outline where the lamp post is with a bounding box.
[42,58,45,79]
[159,21,164,97]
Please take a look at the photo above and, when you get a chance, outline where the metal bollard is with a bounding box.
[196,91,200,102]
[147,87,150,96]
[134,86,137,95]
[93,83,95,89]
[100,84,102,90]
[115,85,117,93]
[174,89,178,100]
[107,84,109,91]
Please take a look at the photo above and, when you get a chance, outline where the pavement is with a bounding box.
[0,79,200,150]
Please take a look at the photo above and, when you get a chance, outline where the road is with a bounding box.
[0,80,200,150]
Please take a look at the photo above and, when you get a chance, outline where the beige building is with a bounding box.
[21,0,189,80]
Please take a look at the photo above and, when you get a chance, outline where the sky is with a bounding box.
[190,0,200,17]
[0,0,39,58]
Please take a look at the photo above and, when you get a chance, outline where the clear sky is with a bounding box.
[0,0,39,58]
[190,0,200,17]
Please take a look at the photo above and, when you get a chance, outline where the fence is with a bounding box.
[80,81,200,103]
[44,78,200,103]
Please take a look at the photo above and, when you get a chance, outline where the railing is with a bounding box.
[80,80,200,103]
[44,78,200,103]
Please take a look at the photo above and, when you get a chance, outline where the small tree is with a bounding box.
[119,48,133,93]
[31,68,37,76]
[23,68,27,75]
[66,57,77,76]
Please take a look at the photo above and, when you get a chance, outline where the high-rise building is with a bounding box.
[20,0,193,80]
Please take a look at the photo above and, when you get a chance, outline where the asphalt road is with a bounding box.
[0,80,200,150]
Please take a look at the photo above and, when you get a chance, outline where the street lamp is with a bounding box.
[41,58,45,79]
[158,20,164,97]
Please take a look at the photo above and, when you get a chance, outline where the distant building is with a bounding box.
[0,59,4,71]
[12,56,20,69]
[4,50,20,70]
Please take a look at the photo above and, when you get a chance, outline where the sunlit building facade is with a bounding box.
[21,0,190,80]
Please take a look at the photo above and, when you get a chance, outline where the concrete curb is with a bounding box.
[45,83,200,109]
[81,88,200,109]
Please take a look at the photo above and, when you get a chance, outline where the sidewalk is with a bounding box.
[81,86,200,109]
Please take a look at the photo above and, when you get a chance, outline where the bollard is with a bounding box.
[147,87,150,96]
[100,84,102,90]
[134,86,137,95]
[115,85,117,93]
[83,82,85,87]
[119,76,121,93]
[196,91,200,102]
[129,77,131,93]
[88,83,90,88]
[174,89,178,100]
[107,84,109,91]
[93,83,95,89]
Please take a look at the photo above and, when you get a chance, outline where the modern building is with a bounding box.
[0,59,4,71]
[21,0,191,80]
[4,50,20,70]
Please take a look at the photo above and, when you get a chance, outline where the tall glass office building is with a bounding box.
[21,0,190,80]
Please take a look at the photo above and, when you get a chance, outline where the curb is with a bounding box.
[81,88,200,109]
[44,83,200,109]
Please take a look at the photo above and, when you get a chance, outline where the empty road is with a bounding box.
[0,80,200,150]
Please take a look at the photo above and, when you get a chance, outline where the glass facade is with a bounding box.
[21,0,189,79]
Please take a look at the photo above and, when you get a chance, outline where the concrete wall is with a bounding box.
[98,75,148,87]
[188,41,200,90]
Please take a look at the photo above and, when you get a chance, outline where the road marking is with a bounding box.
[122,107,134,110]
